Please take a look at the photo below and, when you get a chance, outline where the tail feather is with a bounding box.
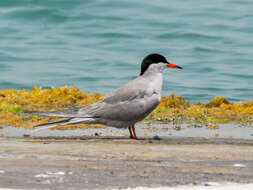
[34,118,71,131]
[33,117,95,132]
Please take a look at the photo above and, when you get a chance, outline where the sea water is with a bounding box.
[0,0,253,103]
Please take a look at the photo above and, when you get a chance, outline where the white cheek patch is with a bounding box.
[158,62,167,70]
[149,62,167,72]
[157,63,167,72]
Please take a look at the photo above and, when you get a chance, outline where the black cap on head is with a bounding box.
[140,53,168,75]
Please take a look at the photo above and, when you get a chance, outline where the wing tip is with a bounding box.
[24,110,42,114]
[24,110,58,117]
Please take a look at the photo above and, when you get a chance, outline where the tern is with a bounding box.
[26,54,182,139]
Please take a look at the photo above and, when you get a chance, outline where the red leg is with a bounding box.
[131,125,139,140]
[128,126,133,139]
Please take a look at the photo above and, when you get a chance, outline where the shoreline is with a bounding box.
[0,137,253,189]
[1,123,253,141]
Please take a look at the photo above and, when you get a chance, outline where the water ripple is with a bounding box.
[0,0,252,102]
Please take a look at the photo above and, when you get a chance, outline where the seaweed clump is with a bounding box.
[150,95,253,128]
[206,97,230,107]
[0,87,253,130]
[0,86,104,130]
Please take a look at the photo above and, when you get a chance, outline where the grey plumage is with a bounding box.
[27,71,162,130]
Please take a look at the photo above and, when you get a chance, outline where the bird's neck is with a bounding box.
[143,71,163,95]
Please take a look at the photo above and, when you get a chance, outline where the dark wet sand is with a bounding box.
[0,137,253,190]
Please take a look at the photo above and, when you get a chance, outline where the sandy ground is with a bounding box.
[0,137,253,190]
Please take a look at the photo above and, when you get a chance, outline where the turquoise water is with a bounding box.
[0,0,253,103]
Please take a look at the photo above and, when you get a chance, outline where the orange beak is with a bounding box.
[167,62,182,69]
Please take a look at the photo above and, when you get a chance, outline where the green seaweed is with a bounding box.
[0,104,24,113]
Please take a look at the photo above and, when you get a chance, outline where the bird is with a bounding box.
[26,53,182,139]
